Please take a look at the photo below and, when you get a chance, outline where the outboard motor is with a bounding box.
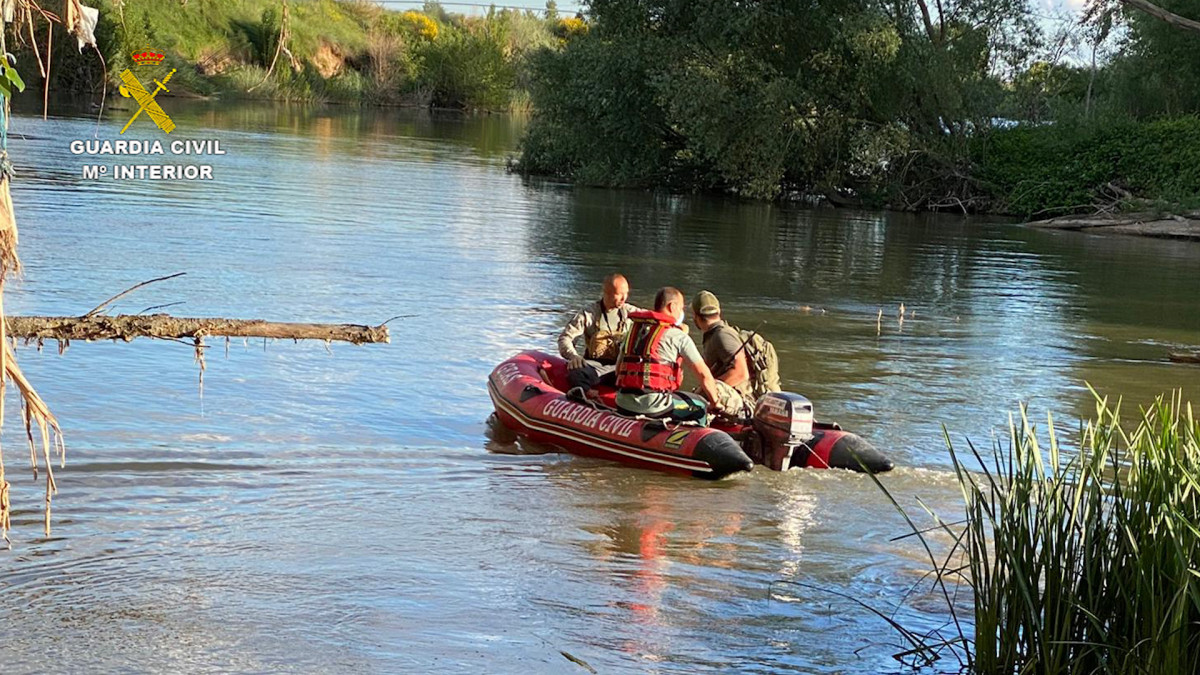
[751,392,895,473]
[752,392,815,471]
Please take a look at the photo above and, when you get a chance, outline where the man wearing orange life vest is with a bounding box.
[614,287,722,423]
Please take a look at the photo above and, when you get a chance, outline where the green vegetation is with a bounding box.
[21,0,576,110]
[519,0,1200,215]
[876,390,1200,672]
[977,116,1200,216]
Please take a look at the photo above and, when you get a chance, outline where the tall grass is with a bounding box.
[875,388,1200,673]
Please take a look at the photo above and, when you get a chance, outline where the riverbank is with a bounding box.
[514,2,1200,220]
[25,0,579,110]
[517,113,1200,220]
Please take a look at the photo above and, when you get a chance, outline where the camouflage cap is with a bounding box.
[691,290,721,316]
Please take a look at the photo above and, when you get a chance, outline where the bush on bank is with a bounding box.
[975,116,1200,217]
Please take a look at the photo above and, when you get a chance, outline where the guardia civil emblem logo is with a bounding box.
[118,50,175,134]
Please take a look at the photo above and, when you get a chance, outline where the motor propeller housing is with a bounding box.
[750,392,894,473]
[752,392,814,470]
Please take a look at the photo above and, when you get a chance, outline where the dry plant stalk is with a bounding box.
[0,156,63,543]
[248,0,294,92]
[0,182,62,540]
[0,1,67,543]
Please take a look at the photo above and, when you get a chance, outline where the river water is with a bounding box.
[0,103,1197,673]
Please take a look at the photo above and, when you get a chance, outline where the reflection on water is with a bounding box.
[0,102,1196,672]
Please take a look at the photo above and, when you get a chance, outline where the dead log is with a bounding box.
[1170,352,1200,364]
[1121,0,1200,36]
[4,314,390,345]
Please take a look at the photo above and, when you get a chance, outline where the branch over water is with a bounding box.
[4,314,391,344]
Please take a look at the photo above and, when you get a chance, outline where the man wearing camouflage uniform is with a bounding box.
[558,273,642,390]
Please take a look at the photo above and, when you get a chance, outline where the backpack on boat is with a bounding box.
[727,324,781,400]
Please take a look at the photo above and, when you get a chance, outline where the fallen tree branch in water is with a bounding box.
[4,314,391,345]
[0,266,389,540]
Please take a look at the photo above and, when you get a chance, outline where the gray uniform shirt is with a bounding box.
[557,300,641,364]
[615,326,704,415]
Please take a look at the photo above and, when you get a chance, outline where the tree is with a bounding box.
[1089,0,1200,115]
[521,0,1046,203]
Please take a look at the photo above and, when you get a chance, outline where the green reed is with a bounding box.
[873,388,1200,673]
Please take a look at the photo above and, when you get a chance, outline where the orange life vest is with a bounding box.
[615,310,683,393]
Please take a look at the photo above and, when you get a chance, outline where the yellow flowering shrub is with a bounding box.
[557,17,588,39]
[400,11,438,41]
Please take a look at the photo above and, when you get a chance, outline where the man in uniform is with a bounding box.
[614,287,720,424]
[690,290,753,417]
[558,273,641,390]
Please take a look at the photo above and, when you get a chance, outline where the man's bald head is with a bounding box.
[603,273,627,290]
[602,273,630,310]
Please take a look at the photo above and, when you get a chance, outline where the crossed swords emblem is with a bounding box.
[118,68,176,134]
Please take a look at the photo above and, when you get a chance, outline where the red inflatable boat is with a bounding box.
[487,351,894,479]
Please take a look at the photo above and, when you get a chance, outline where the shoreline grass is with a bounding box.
[872,388,1200,673]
